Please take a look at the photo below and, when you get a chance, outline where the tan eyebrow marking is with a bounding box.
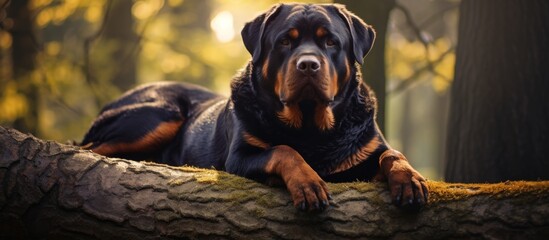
[289,28,299,39]
[316,27,327,38]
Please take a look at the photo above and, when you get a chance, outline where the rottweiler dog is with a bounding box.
[81,3,428,212]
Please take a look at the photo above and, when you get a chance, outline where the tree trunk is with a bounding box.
[102,0,138,92]
[7,0,40,135]
[1,127,549,239]
[336,0,395,133]
[446,0,549,182]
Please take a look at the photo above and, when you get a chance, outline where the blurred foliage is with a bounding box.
[0,0,458,179]
[384,0,459,180]
[388,38,455,93]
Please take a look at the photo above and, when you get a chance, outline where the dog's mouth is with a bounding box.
[279,80,334,107]
[277,78,336,131]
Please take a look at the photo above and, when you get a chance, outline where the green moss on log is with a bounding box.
[156,164,549,207]
[428,180,549,203]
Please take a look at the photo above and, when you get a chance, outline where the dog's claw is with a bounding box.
[299,202,307,211]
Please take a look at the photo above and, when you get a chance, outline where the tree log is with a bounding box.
[1,126,549,240]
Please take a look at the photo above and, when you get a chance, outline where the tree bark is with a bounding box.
[336,0,395,133]
[446,0,549,182]
[1,126,549,240]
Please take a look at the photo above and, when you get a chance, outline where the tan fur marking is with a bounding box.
[330,67,339,97]
[316,27,327,38]
[243,131,270,149]
[330,136,382,174]
[278,105,303,128]
[289,28,299,39]
[344,58,351,82]
[314,105,335,131]
[274,70,283,97]
[262,58,269,78]
[91,120,183,156]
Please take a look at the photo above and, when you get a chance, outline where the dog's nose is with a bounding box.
[296,55,320,74]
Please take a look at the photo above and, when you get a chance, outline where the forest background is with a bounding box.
[0,0,494,181]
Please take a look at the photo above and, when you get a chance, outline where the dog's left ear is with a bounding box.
[332,4,376,65]
[241,4,283,64]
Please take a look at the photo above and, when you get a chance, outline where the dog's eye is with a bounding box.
[326,39,336,47]
[280,39,290,46]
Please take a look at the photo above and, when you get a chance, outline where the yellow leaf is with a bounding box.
[36,9,53,27]
[132,0,164,20]
[0,83,28,122]
[435,52,455,80]
[46,41,61,56]
[85,4,103,23]
[31,0,53,9]
[392,62,413,80]
[432,76,451,94]
[51,0,78,24]
[0,32,12,49]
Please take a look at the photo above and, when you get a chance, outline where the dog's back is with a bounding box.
[81,81,225,165]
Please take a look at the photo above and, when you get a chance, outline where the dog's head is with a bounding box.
[241,3,375,131]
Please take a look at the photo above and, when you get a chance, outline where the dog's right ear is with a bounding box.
[241,4,283,64]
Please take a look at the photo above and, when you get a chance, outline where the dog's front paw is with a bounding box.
[286,170,331,212]
[380,150,428,211]
[387,164,428,211]
[264,145,331,212]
